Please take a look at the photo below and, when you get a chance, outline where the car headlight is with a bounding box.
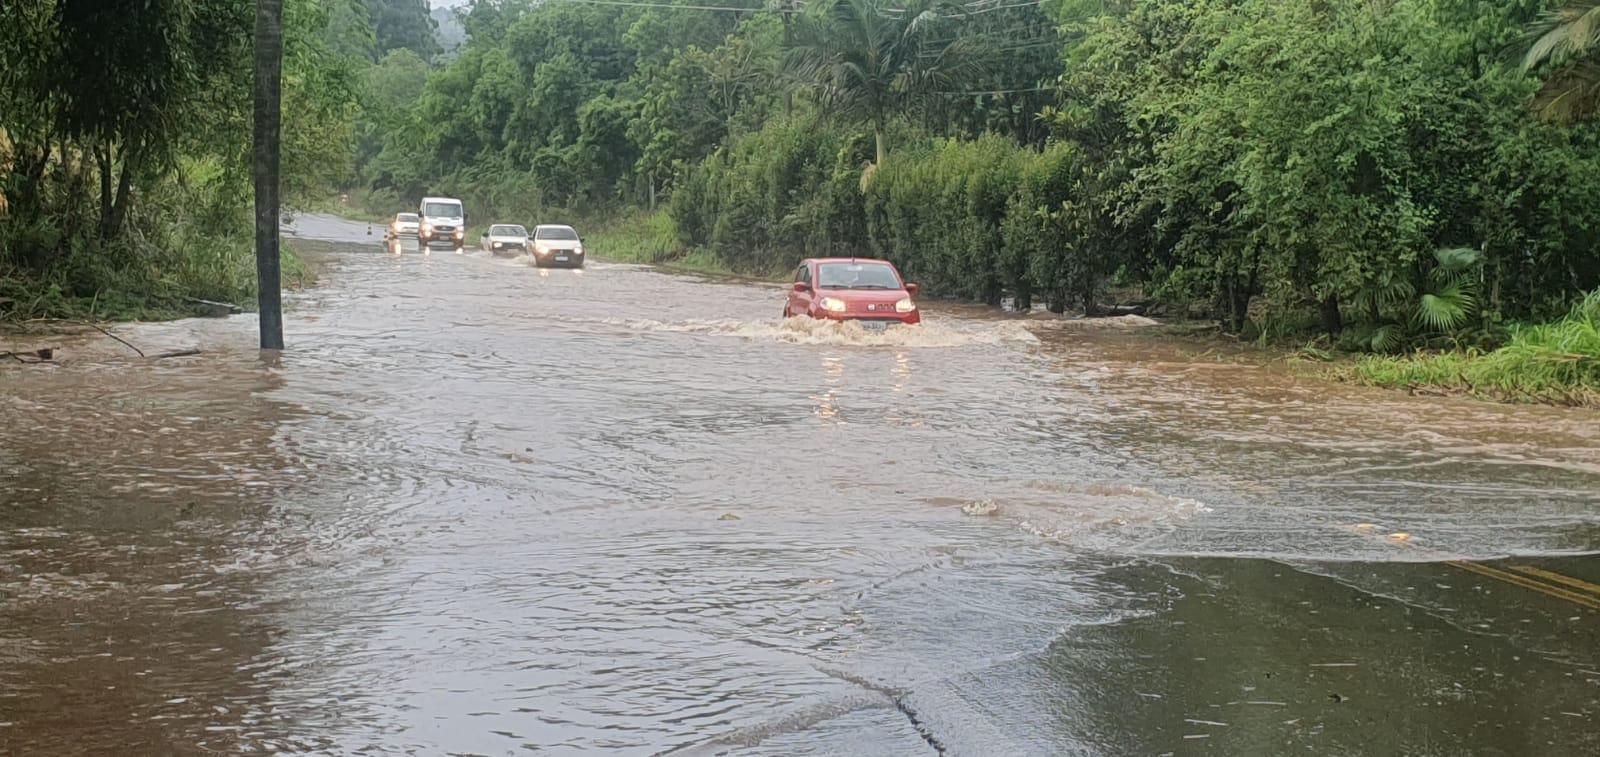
[536,245,550,255]
[492,241,502,248]
[575,245,584,255]
[820,297,847,313]
[421,224,432,234]
[453,229,464,238]
[895,298,917,313]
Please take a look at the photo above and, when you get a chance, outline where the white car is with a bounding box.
[531,224,585,268]
[482,224,530,256]
[390,212,420,238]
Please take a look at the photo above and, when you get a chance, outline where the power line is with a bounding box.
[959,1,1048,16]
[543,0,1043,16]
[550,0,774,12]
[882,0,1046,16]
[934,84,1056,95]
[918,40,1063,59]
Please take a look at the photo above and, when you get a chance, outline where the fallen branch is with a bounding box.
[82,321,145,357]
[152,349,202,359]
[185,298,242,317]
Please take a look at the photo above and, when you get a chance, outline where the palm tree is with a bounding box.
[1523,1,1600,122]
[1346,247,1482,353]
[784,0,988,168]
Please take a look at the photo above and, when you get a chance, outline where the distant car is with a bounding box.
[482,223,529,256]
[390,212,420,238]
[784,257,921,328]
[531,224,585,268]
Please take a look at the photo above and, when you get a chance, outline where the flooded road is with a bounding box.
[3,214,1597,755]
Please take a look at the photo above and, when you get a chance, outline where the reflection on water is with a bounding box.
[891,352,912,394]
[811,355,846,423]
[2,214,1597,755]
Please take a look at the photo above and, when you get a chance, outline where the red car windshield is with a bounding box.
[817,263,901,290]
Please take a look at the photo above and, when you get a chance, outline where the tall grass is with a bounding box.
[1353,291,1600,405]
[586,210,681,265]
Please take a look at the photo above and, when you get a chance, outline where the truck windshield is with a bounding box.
[423,202,461,217]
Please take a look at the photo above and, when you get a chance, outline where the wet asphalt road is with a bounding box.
[0,214,1596,755]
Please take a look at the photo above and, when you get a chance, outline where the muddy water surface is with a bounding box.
[2,214,1597,755]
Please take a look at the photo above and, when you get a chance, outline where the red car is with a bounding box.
[783,257,922,327]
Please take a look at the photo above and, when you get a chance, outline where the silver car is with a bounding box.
[482,223,530,256]
[531,224,585,268]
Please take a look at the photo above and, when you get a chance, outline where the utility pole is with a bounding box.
[254,0,285,350]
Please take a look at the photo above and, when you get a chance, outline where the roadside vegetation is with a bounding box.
[0,0,377,321]
[6,0,1600,403]
[1349,292,1600,405]
[346,0,1600,402]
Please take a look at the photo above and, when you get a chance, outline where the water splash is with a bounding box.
[545,315,1042,347]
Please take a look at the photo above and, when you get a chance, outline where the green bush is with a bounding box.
[1354,291,1600,404]
[1,171,309,322]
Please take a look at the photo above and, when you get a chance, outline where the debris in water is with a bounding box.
[717,513,741,521]
[186,298,242,317]
[1354,523,1378,532]
[1328,693,1346,703]
[1184,719,1229,727]
[960,500,999,516]
[1389,532,1412,542]
[2,348,54,363]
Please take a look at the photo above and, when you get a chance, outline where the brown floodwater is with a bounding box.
[2,214,1596,755]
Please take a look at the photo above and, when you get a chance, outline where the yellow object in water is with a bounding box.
[1389,532,1411,542]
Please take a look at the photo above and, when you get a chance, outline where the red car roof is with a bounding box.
[804,257,896,265]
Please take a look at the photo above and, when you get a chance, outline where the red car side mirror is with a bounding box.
[793,281,809,292]
[905,283,920,296]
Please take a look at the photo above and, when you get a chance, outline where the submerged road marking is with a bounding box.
[1344,523,1599,610]
[1508,564,1600,599]
[1445,560,1600,611]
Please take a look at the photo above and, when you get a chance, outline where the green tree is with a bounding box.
[784,0,989,167]
[367,0,441,61]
